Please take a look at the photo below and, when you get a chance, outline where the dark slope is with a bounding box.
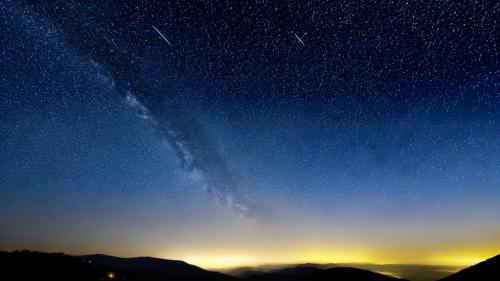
[84,254,238,281]
[0,250,129,281]
[247,265,408,281]
[438,254,500,281]
[0,251,237,281]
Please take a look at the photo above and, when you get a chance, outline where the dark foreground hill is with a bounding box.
[83,254,237,281]
[438,254,500,281]
[0,251,236,281]
[0,250,124,281]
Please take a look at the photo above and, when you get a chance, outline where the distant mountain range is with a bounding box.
[226,262,462,281]
[245,265,407,281]
[0,250,498,281]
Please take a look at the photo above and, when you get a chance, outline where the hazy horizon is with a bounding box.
[0,248,474,281]
[0,248,485,270]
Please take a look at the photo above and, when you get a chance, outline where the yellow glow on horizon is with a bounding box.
[423,245,500,266]
[293,247,374,265]
[176,247,377,269]
[181,255,265,269]
[427,254,489,266]
[168,247,500,270]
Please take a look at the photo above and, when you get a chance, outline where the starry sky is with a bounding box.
[1,0,500,269]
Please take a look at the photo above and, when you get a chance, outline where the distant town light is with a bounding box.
[107,272,115,279]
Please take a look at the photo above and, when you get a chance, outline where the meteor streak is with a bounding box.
[152,25,174,47]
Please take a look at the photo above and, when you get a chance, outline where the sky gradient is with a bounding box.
[1,0,499,269]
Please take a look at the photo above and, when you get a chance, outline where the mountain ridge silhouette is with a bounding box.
[1,250,498,281]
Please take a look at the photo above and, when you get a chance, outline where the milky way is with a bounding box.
[2,0,251,215]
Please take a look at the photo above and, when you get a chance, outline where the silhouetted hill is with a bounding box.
[0,250,128,281]
[438,254,500,281]
[247,266,408,281]
[0,250,237,281]
[83,254,237,281]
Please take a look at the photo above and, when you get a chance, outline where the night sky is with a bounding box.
[1,0,499,269]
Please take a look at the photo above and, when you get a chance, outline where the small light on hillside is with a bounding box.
[107,272,115,279]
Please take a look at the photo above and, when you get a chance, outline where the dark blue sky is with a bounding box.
[1,0,499,267]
